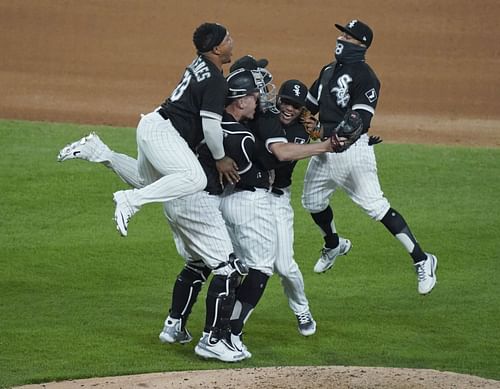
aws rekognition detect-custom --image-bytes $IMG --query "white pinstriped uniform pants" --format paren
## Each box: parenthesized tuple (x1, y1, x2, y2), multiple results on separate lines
(302, 134, 391, 221)
(103, 145, 233, 271)
(163, 192, 234, 271)
(125, 111, 207, 209)
(220, 188, 276, 276)
(269, 187, 310, 315)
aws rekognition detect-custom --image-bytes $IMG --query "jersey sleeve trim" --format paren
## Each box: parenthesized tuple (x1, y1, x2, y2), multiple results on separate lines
(265, 137, 288, 153)
(201, 110, 223, 121)
(352, 104, 375, 115)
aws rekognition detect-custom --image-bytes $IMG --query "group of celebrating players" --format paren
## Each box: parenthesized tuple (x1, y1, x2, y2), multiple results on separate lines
(58, 20, 437, 362)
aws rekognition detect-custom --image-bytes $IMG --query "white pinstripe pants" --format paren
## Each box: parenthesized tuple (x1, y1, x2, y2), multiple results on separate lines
(302, 134, 391, 221)
(125, 111, 207, 209)
(269, 187, 310, 315)
(220, 188, 276, 276)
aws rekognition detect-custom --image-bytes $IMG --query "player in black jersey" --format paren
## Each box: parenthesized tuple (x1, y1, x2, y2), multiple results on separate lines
(112, 22, 239, 237)
(302, 19, 437, 295)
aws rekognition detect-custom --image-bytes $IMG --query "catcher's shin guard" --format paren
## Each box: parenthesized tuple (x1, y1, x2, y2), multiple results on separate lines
(170, 264, 211, 327)
(204, 272, 240, 340)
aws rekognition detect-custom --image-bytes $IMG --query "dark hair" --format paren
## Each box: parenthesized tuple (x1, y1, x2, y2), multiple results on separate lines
(193, 23, 227, 54)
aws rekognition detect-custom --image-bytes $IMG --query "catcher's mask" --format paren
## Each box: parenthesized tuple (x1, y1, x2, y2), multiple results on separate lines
(251, 68, 276, 112)
(226, 68, 259, 100)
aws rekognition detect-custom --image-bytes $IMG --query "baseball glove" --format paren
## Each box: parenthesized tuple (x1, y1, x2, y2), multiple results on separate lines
(330, 110, 364, 152)
(300, 109, 322, 140)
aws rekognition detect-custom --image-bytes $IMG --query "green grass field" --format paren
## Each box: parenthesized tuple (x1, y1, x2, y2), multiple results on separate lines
(1, 119, 499, 388)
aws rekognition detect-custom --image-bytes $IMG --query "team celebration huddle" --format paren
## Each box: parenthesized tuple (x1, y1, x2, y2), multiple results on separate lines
(57, 20, 437, 363)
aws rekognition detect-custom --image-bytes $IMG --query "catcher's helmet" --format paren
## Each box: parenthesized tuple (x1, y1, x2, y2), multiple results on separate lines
(250, 68, 276, 112)
(278, 80, 308, 108)
(226, 68, 259, 99)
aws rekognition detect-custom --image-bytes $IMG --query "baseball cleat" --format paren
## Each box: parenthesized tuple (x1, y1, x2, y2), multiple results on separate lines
(415, 253, 438, 295)
(159, 316, 192, 344)
(113, 190, 137, 237)
(296, 311, 317, 337)
(194, 333, 246, 362)
(230, 333, 252, 359)
(57, 132, 110, 162)
(314, 237, 352, 273)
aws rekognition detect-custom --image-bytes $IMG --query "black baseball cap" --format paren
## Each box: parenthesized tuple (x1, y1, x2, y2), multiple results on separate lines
(229, 55, 268, 72)
(335, 19, 373, 48)
(278, 79, 308, 108)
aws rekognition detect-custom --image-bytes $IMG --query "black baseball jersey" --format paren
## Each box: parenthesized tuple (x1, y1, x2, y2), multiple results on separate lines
(160, 55, 227, 150)
(272, 120, 310, 189)
(222, 113, 271, 190)
(247, 107, 288, 171)
(307, 61, 380, 137)
(197, 112, 270, 193)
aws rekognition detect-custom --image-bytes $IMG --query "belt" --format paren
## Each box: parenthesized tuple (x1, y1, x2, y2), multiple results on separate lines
(271, 187, 284, 196)
(234, 184, 271, 192)
(234, 184, 256, 192)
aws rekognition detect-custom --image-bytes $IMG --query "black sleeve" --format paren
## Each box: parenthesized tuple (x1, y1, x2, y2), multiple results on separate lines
(356, 109, 373, 132)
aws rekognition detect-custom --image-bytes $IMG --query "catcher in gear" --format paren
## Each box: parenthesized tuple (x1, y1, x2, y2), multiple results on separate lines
(301, 19, 438, 295)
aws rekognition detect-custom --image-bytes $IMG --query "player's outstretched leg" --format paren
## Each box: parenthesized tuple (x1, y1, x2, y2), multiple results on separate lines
(380, 207, 437, 294)
(57, 132, 111, 163)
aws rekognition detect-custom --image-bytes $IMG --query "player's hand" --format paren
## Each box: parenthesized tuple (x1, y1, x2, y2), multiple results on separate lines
(216, 156, 239, 186)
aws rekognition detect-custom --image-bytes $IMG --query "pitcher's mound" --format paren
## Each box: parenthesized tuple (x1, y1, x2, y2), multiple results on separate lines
(13, 366, 500, 389)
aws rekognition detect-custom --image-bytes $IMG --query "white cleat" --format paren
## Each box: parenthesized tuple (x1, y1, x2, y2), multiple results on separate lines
(296, 311, 317, 337)
(57, 132, 110, 162)
(194, 333, 246, 362)
(314, 237, 352, 273)
(230, 333, 252, 359)
(113, 190, 137, 237)
(159, 316, 192, 344)
(415, 253, 438, 295)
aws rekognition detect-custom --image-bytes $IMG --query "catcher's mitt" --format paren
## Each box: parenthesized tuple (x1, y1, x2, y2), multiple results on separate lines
(300, 109, 322, 140)
(330, 110, 364, 152)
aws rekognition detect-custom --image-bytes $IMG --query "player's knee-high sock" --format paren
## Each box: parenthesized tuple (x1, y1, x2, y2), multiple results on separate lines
(169, 265, 210, 330)
(310, 206, 339, 249)
(230, 268, 269, 335)
(380, 208, 426, 263)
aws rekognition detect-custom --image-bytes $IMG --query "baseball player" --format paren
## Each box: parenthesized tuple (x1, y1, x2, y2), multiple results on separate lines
(301, 19, 438, 295)
(268, 79, 317, 336)
(58, 132, 249, 362)
(58, 131, 250, 362)
(202, 69, 337, 356)
(111, 22, 239, 237)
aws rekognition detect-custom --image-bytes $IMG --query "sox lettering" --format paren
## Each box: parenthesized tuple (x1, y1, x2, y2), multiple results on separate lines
(331, 74, 352, 108)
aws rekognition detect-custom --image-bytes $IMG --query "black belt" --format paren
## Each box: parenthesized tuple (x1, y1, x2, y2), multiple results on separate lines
(271, 187, 284, 196)
(234, 184, 271, 192)
(157, 107, 168, 120)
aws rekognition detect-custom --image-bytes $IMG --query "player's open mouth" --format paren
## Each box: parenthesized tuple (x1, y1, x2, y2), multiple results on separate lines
(280, 111, 293, 120)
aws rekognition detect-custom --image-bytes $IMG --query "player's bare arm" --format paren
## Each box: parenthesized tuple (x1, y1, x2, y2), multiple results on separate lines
(269, 139, 336, 161)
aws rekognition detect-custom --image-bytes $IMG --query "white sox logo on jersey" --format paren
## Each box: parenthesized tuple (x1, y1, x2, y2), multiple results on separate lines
(331, 74, 353, 108)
